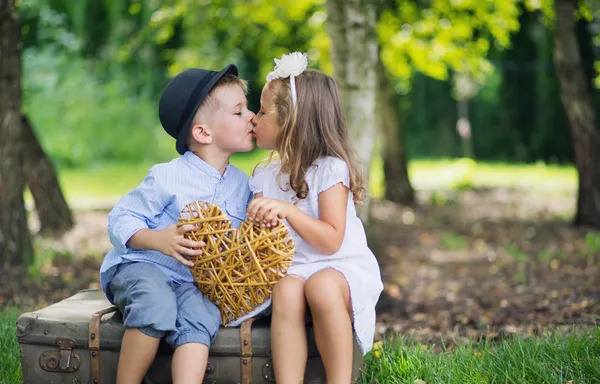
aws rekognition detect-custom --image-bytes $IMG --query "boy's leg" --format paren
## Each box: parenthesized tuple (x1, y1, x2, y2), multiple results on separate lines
(304, 269, 353, 384)
(117, 329, 160, 384)
(167, 282, 221, 384)
(109, 262, 179, 384)
(270, 275, 308, 384)
(171, 343, 209, 384)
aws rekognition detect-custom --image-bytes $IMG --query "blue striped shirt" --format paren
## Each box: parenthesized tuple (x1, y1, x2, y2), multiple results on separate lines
(99, 151, 252, 303)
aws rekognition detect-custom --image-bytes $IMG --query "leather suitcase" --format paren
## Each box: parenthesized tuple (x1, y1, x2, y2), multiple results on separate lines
(16, 289, 363, 383)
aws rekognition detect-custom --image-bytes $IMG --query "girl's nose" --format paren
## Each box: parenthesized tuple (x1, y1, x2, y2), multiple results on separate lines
(250, 112, 258, 125)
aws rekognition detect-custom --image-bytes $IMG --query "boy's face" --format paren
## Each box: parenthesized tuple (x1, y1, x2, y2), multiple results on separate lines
(251, 83, 280, 151)
(205, 84, 256, 154)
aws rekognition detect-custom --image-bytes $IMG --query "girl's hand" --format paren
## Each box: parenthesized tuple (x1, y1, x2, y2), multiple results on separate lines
(247, 197, 294, 227)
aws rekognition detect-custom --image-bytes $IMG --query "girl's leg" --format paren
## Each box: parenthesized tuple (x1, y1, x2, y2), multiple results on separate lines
(271, 275, 308, 383)
(304, 269, 353, 384)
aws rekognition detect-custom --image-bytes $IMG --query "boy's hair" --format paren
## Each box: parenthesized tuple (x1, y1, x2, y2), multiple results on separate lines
(268, 70, 366, 203)
(200, 74, 249, 115)
(188, 74, 248, 144)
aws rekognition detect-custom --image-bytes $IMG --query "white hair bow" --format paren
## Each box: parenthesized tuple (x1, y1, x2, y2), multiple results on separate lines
(266, 52, 308, 106)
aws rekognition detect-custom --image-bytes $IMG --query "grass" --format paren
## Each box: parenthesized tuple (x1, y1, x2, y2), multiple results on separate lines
(27, 150, 269, 207)
(404, 159, 576, 191)
(2, 307, 598, 384)
(35, 155, 577, 208)
(360, 328, 600, 384)
(1, 309, 22, 384)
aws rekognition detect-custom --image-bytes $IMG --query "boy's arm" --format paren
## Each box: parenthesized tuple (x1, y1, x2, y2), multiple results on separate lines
(127, 226, 199, 267)
(107, 167, 202, 266)
(107, 167, 166, 250)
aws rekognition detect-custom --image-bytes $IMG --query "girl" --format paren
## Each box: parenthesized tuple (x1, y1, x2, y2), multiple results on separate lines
(247, 52, 383, 384)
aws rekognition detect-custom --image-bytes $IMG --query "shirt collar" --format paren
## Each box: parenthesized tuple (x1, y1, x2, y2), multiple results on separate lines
(183, 151, 230, 179)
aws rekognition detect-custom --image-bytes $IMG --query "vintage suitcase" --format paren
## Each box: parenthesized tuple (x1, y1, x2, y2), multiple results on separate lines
(17, 289, 363, 383)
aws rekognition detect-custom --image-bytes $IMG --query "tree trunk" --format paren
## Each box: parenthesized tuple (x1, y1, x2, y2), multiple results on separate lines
(325, 0, 379, 221)
(501, 8, 537, 162)
(376, 57, 416, 206)
(21, 115, 74, 235)
(553, 0, 600, 228)
(0, 0, 33, 266)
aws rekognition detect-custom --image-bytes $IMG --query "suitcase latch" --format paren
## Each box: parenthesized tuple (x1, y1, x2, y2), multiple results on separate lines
(262, 360, 275, 383)
(39, 338, 80, 373)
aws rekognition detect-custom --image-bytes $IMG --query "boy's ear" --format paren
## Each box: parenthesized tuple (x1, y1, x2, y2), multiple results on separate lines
(190, 124, 213, 145)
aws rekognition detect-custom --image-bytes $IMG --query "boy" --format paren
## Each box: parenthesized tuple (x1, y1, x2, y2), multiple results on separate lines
(99, 64, 255, 383)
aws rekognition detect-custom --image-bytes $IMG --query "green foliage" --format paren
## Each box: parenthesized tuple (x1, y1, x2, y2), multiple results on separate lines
(537, 249, 554, 262)
(584, 232, 600, 253)
(22, 47, 174, 168)
(579, 232, 600, 267)
(135, 0, 330, 102)
(16, 0, 600, 166)
(507, 244, 528, 262)
(379, 0, 521, 91)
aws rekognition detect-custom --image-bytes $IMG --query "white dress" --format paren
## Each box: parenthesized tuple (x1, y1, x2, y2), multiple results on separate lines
(230, 156, 383, 355)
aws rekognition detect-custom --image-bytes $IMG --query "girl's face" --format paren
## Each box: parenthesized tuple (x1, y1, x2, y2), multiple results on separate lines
(251, 83, 280, 150)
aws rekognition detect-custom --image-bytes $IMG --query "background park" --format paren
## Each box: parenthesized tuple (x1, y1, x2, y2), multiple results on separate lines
(1, 0, 600, 383)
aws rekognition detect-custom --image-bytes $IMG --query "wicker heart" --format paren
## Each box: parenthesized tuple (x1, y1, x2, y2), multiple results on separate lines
(178, 201, 295, 326)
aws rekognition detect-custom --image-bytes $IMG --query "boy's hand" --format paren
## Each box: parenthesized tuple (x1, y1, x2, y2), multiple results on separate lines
(154, 224, 205, 267)
(247, 197, 294, 228)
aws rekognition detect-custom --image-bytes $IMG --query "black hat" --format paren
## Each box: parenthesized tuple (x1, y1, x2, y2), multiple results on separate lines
(159, 64, 238, 155)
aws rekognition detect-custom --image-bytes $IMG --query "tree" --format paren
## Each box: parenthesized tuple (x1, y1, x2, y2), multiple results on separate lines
(325, 0, 379, 221)
(377, 56, 415, 206)
(552, 0, 600, 228)
(22, 115, 74, 235)
(376, 0, 415, 206)
(0, 0, 33, 265)
(1, 1, 74, 267)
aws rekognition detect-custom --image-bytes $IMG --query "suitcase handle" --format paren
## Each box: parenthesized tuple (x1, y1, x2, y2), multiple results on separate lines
(88, 306, 118, 384)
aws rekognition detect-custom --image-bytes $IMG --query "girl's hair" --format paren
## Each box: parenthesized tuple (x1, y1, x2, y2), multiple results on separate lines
(268, 70, 366, 203)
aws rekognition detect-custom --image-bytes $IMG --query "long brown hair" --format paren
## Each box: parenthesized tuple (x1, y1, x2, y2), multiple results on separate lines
(268, 70, 366, 203)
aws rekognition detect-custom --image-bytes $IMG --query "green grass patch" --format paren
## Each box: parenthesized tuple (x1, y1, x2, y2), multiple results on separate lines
(28, 151, 270, 203)
(29, 156, 577, 205)
(362, 328, 600, 384)
(439, 232, 469, 250)
(0, 308, 22, 384)
(406, 159, 576, 192)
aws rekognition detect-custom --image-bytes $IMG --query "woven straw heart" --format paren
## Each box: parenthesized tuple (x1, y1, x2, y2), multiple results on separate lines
(178, 201, 295, 326)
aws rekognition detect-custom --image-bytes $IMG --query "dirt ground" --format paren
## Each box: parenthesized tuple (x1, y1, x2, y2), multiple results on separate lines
(2, 187, 599, 346)
(370, 188, 599, 346)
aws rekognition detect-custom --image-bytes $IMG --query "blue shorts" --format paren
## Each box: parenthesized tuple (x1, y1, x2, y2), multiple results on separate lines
(108, 262, 221, 348)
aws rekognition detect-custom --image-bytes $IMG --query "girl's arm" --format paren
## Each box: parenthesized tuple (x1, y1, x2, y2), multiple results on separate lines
(247, 183, 348, 255)
(288, 183, 348, 255)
